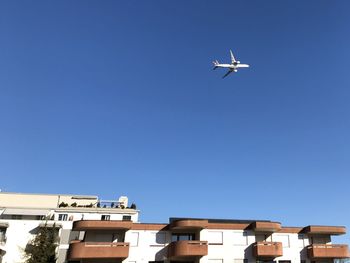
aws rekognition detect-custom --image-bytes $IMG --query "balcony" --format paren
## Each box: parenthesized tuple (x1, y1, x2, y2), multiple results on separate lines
(307, 244, 350, 259)
(170, 219, 209, 230)
(39, 222, 62, 228)
(253, 242, 283, 259)
(303, 226, 346, 236)
(251, 222, 282, 233)
(73, 220, 133, 230)
(68, 241, 129, 260)
(168, 240, 208, 259)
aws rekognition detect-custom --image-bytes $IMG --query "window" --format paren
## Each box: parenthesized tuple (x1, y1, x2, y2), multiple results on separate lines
(93, 233, 114, 242)
(208, 231, 223, 245)
(58, 214, 68, 221)
(150, 232, 166, 246)
(233, 231, 248, 245)
(128, 232, 139, 247)
(113, 232, 125, 242)
(311, 236, 330, 244)
(123, 215, 132, 221)
(101, 215, 110, 221)
(11, 215, 22, 220)
(171, 233, 195, 242)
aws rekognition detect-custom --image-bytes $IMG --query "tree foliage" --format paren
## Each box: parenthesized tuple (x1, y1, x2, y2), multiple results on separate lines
(25, 224, 58, 263)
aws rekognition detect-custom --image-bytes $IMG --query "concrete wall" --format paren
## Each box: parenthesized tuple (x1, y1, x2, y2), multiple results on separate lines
(1, 220, 332, 263)
(0, 219, 73, 263)
(125, 230, 169, 263)
(120, 229, 322, 263)
(0, 209, 138, 263)
(0, 193, 60, 209)
(53, 209, 138, 222)
(201, 229, 256, 263)
(0, 193, 98, 209)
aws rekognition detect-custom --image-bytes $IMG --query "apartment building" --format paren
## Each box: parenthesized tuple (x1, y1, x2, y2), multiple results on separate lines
(0, 192, 139, 263)
(66, 218, 349, 263)
(0, 192, 349, 263)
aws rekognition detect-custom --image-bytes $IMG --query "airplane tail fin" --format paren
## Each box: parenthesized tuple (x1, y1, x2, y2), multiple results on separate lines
(212, 60, 219, 70)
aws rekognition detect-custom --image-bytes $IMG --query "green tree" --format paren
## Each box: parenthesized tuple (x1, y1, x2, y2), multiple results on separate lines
(24, 223, 59, 263)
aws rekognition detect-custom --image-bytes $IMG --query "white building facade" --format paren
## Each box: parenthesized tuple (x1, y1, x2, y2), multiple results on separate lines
(67, 218, 349, 263)
(0, 192, 139, 263)
(0, 192, 349, 263)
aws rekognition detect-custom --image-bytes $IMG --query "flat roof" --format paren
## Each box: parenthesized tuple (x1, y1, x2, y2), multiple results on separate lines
(0, 192, 98, 199)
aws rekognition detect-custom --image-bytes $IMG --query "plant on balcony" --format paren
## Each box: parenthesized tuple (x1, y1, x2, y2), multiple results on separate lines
(58, 202, 68, 208)
(71, 202, 77, 207)
(130, 203, 137, 209)
(24, 223, 59, 263)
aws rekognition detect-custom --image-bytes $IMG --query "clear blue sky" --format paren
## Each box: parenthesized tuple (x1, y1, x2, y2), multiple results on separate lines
(1, 1, 350, 243)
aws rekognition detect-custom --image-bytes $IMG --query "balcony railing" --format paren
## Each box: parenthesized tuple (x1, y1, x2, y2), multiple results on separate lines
(68, 241, 129, 260)
(307, 244, 350, 259)
(168, 240, 208, 259)
(253, 242, 283, 259)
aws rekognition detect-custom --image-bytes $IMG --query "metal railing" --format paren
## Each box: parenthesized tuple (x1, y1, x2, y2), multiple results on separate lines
(83, 242, 129, 247)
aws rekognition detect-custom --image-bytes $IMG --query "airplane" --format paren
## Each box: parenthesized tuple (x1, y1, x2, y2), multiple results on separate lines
(213, 50, 250, 78)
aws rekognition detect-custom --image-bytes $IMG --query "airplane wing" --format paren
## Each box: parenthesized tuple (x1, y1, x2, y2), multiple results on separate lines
(222, 70, 233, 78)
(230, 50, 236, 63)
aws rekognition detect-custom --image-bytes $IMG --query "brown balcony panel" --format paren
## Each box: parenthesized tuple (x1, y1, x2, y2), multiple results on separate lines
(307, 244, 350, 259)
(304, 226, 346, 236)
(168, 241, 208, 259)
(253, 242, 283, 259)
(73, 220, 133, 230)
(68, 242, 129, 260)
(252, 222, 282, 233)
(170, 220, 209, 230)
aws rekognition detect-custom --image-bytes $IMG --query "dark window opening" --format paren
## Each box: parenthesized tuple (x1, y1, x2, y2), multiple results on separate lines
(171, 233, 196, 242)
(58, 214, 68, 221)
(101, 215, 110, 221)
(122, 215, 132, 221)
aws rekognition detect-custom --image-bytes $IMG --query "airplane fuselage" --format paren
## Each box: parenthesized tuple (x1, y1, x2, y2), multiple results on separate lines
(215, 63, 250, 69)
